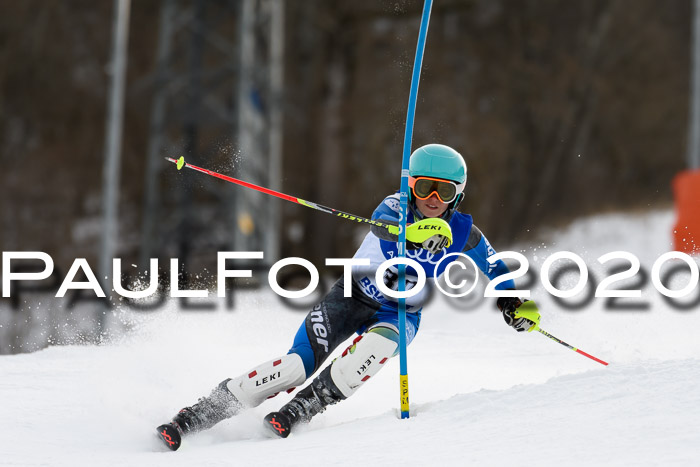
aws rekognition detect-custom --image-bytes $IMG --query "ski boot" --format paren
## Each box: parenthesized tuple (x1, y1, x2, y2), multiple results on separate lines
(156, 379, 242, 451)
(263, 367, 345, 438)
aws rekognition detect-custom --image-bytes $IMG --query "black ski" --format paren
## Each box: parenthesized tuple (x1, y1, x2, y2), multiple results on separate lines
(156, 423, 182, 451)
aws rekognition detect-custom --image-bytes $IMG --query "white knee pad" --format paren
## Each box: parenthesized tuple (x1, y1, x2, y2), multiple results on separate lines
(329, 330, 398, 398)
(226, 353, 307, 408)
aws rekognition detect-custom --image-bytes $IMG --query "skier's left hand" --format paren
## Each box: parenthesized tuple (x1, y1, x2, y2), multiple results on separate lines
(497, 297, 540, 332)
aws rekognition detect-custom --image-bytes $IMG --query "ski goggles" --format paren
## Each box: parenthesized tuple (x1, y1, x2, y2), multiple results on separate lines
(408, 176, 461, 203)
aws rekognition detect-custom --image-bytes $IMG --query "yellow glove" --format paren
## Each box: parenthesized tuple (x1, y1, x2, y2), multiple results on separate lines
(406, 218, 453, 254)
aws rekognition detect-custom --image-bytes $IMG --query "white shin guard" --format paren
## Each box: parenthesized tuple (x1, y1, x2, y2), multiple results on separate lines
(226, 353, 307, 408)
(329, 329, 398, 398)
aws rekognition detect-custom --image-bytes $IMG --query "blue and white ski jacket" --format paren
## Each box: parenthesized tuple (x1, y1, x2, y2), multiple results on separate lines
(351, 193, 515, 312)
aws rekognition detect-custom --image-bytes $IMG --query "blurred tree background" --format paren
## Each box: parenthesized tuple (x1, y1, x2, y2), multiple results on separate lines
(0, 0, 691, 274)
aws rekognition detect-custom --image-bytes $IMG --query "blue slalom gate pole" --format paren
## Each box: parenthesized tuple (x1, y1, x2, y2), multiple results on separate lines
(397, 0, 433, 419)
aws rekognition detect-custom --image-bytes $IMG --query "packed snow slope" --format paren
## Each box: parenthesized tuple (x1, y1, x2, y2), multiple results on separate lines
(2, 209, 699, 466)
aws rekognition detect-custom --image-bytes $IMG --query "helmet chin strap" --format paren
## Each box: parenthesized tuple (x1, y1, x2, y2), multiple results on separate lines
(451, 192, 465, 211)
(408, 200, 425, 221)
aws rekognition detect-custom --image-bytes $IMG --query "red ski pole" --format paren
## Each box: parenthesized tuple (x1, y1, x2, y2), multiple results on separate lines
(535, 327, 609, 366)
(515, 302, 608, 366)
(166, 156, 399, 235)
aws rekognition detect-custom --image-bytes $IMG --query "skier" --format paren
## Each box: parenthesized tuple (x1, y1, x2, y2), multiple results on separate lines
(156, 144, 540, 451)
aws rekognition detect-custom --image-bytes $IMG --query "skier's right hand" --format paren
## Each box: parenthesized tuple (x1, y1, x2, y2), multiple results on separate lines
(406, 218, 453, 255)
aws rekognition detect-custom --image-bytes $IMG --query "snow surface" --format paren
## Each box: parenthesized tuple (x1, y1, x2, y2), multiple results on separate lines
(2, 209, 700, 466)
